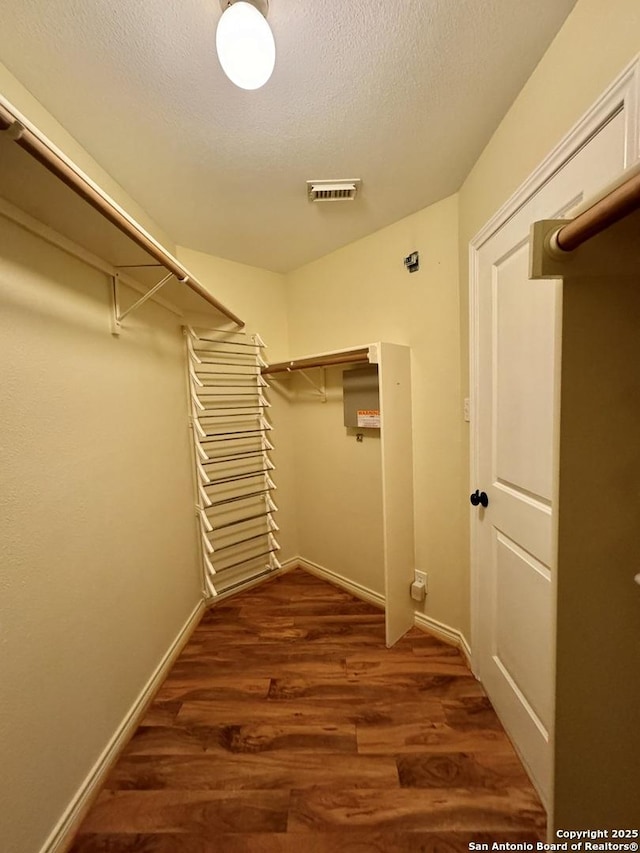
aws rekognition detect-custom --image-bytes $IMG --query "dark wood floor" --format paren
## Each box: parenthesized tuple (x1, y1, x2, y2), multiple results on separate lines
(70, 568, 545, 852)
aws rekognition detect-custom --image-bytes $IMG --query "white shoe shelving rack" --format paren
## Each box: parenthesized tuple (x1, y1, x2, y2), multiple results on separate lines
(185, 327, 281, 598)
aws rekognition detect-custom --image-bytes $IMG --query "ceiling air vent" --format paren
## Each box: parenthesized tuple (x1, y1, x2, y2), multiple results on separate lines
(307, 179, 361, 202)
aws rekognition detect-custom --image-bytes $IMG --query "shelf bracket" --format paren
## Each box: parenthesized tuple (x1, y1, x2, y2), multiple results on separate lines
(111, 271, 175, 335)
(297, 368, 327, 402)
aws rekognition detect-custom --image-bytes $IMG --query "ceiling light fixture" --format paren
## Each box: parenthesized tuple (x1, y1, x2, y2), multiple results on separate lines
(216, 0, 275, 91)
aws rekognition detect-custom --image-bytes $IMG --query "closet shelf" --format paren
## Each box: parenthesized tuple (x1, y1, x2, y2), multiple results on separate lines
(0, 94, 244, 327)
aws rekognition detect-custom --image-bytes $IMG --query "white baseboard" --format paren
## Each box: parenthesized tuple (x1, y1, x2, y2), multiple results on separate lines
(414, 611, 472, 666)
(206, 557, 299, 605)
(293, 557, 472, 663)
(41, 598, 205, 853)
(294, 556, 385, 610)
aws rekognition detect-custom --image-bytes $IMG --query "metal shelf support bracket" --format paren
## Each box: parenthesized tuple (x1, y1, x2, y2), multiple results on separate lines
(111, 271, 175, 335)
(298, 368, 327, 402)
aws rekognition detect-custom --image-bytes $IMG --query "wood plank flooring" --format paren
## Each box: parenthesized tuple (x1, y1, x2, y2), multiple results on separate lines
(70, 568, 545, 852)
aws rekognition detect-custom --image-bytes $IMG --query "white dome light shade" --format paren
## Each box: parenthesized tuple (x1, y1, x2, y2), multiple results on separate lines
(216, 2, 276, 91)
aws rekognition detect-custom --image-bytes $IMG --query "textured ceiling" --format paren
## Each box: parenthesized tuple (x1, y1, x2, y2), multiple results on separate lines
(0, 0, 577, 272)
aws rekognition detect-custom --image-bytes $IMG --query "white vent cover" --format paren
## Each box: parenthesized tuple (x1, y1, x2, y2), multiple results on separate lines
(307, 179, 361, 202)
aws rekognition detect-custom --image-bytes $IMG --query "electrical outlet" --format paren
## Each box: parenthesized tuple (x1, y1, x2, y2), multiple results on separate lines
(414, 570, 427, 592)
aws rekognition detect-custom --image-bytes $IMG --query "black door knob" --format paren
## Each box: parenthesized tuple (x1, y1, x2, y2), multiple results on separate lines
(470, 490, 489, 508)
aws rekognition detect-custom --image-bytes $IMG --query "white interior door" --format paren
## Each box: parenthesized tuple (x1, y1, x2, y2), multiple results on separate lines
(472, 112, 625, 805)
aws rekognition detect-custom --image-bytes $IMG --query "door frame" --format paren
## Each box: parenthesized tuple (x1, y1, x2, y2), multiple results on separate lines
(469, 56, 640, 679)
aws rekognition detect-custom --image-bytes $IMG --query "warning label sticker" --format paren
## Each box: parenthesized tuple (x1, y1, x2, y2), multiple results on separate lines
(357, 409, 381, 428)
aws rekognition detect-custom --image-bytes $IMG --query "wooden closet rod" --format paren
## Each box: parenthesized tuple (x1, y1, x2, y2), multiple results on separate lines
(261, 348, 370, 375)
(0, 102, 244, 327)
(554, 166, 640, 253)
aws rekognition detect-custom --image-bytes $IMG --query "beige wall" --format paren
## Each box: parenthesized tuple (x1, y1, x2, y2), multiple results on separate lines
(0, 62, 176, 253)
(0, 66, 294, 851)
(0, 219, 201, 853)
(0, 65, 208, 853)
(286, 195, 466, 633)
(176, 247, 298, 564)
(459, 0, 640, 412)
(460, 0, 640, 245)
(0, 186, 294, 853)
(175, 248, 290, 364)
(290, 368, 385, 596)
